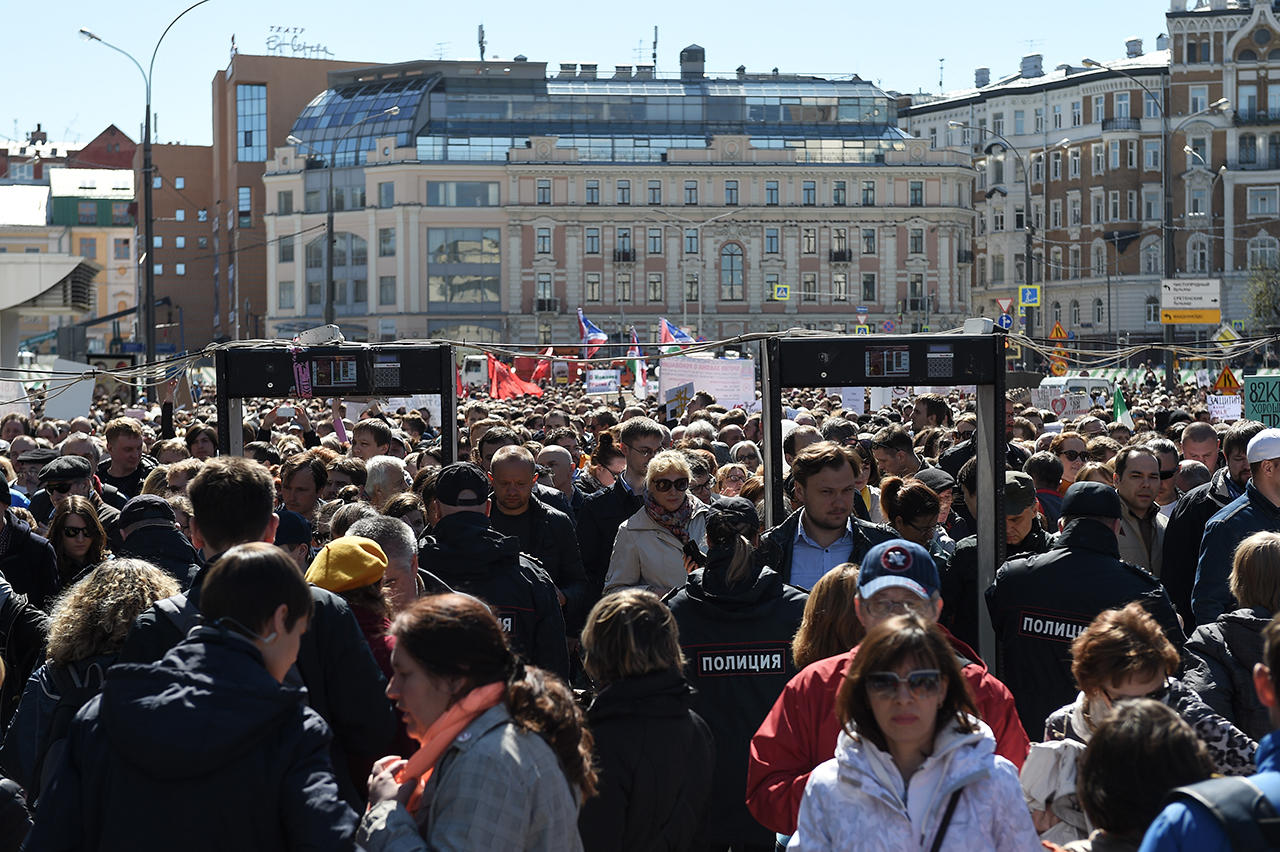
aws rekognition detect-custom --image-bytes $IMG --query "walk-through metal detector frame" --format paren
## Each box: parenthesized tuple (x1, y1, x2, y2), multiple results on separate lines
(214, 342, 457, 462)
(761, 332, 1007, 664)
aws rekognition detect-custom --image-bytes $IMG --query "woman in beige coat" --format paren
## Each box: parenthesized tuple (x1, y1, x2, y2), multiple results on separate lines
(604, 450, 708, 597)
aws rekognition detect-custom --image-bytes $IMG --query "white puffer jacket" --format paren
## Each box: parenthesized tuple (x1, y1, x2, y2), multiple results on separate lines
(788, 717, 1040, 851)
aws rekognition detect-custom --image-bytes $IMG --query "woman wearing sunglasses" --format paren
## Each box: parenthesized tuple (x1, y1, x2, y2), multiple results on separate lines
(790, 613, 1037, 851)
(604, 450, 708, 597)
(1049, 431, 1089, 495)
(47, 497, 107, 589)
(1045, 602, 1255, 777)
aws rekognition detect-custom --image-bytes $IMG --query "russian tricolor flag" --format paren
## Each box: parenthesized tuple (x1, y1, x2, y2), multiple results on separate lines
(659, 317, 695, 348)
(578, 307, 609, 358)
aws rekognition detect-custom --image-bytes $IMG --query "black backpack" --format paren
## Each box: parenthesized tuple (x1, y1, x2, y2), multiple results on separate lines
(1166, 776, 1280, 851)
(36, 661, 106, 799)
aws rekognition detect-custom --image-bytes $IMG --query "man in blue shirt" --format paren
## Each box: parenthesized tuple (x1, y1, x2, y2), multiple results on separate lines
(1140, 612, 1280, 850)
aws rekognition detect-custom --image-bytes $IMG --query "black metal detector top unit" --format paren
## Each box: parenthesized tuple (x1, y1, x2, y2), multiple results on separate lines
(760, 332, 1007, 663)
(214, 342, 457, 462)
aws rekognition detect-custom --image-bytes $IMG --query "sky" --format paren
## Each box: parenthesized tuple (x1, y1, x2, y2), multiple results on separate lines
(11, 0, 1171, 148)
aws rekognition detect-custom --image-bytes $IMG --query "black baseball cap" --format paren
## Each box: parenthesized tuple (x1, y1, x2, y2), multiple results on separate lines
(274, 509, 313, 546)
(1062, 481, 1122, 519)
(120, 494, 176, 530)
(435, 462, 490, 507)
(710, 496, 759, 537)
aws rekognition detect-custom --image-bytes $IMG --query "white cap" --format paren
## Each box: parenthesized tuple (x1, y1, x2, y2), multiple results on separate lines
(1246, 428, 1280, 464)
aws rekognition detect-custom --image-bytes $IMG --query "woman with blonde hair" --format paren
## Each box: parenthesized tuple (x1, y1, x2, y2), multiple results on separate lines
(604, 450, 708, 596)
(791, 563, 864, 669)
(1184, 530, 1280, 740)
(714, 463, 750, 498)
(140, 465, 170, 496)
(0, 559, 179, 801)
(578, 589, 714, 852)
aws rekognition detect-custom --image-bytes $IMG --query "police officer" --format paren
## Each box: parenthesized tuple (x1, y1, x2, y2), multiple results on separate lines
(985, 481, 1184, 735)
(417, 462, 569, 680)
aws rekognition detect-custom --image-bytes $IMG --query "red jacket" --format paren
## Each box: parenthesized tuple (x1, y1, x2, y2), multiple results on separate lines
(744, 625, 1030, 835)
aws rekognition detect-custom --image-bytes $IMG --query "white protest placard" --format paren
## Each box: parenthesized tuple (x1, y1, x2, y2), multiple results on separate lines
(386, 394, 443, 431)
(585, 370, 621, 395)
(0, 381, 30, 420)
(657, 357, 756, 410)
(1196, 370, 1211, 388)
(828, 386, 866, 414)
(1207, 394, 1243, 423)
(867, 387, 893, 411)
(31, 359, 96, 422)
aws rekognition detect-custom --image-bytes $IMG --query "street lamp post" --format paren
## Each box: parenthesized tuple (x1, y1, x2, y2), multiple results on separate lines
(80, 0, 211, 366)
(287, 105, 399, 328)
(1083, 56, 1228, 389)
(948, 121, 1067, 345)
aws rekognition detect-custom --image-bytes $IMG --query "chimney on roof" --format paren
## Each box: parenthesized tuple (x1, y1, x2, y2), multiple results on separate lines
(614, 65, 632, 79)
(975, 67, 990, 87)
(1156, 34, 1169, 51)
(1020, 54, 1043, 78)
(737, 65, 746, 80)
(1126, 37, 1143, 58)
(579, 63, 597, 79)
(680, 44, 705, 82)
(514, 54, 527, 62)
(634, 64, 655, 79)
(557, 63, 577, 78)
(29, 124, 47, 145)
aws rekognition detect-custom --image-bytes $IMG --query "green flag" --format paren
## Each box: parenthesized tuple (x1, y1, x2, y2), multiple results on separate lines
(1113, 388, 1135, 430)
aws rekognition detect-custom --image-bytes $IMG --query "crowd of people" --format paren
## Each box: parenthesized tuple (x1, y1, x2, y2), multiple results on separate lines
(0, 370, 1276, 850)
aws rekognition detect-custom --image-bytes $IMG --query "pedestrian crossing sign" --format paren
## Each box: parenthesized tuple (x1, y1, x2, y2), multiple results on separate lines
(772, 283, 790, 301)
(854, 325, 870, 335)
(1019, 286, 1041, 308)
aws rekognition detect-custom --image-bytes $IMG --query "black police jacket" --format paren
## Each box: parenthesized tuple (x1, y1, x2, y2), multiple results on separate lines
(418, 512, 569, 680)
(985, 517, 1184, 737)
(942, 520, 1054, 652)
(1164, 466, 1240, 630)
(664, 565, 808, 847)
(753, 509, 896, 589)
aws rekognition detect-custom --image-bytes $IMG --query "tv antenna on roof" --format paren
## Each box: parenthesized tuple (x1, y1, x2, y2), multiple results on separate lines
(434, 41, 450, 60)
(939, 58, 944, 91)
(653, 25, 658, 70)
(478, 25, 486, 61)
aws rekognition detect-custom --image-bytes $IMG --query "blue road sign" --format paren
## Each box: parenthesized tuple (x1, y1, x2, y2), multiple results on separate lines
(996, 313, 1013, 330)
(881, 320, 897, 333)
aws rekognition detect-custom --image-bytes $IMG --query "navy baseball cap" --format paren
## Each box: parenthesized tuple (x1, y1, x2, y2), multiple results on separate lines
(857, 539, 939, 600)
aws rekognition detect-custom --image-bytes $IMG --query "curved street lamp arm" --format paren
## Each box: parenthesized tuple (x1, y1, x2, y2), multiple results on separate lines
(149, 0, 213, 83)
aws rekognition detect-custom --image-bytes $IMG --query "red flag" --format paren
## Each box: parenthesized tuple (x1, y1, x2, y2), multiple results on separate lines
(488, 354, 543, 399)
(530, 347, 553, 383)
(455, 361, 466, 398)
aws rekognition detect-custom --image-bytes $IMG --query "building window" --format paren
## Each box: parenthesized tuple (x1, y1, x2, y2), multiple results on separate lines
(1144, 140, 1161, 170)
(832, 228, 848, 254)
(1092, 242, 1107, 276)
(586, 273, 601, 302)
(378, 276, 397, 306)
(909, 228, 924, 254)
(1068, 148, 1081, 178)
(1127, 190, 1138, 220)
(111, 203, 130, 225)
(538, 322, 552, 345)
(425, 228, 501, 305)
(765, 228, 780, 254)
(585, 228, 600, 254)
(276, 191, 293, 215)
(684, 228, 698, 254)
(803, 228, 817, 254)
(1071, 100, 1082, 126)
(647, 180, 662, 205)
(647, 228, 662, 254)
(78, 237, 96, 258)
(1034, 107, 1044, 132)
(1050, 200, 1062, 229)
(1142, 240, 1160, 273)
(725, 180, 740, 206)
(909, 181, 924, 206)
(992, 113, 1004, 135)
(1144, 92, 1161, 118)
(378, 182, 394, 208)
(1249, 187, 1278, 217)
(616, 180, 631, 205)
(379, 227, 396, 257)
(1241, 134, 1259, 165)
(765, 181, 779, 206)
(861, 180, 876, 206)
(153, 235, 163, 249)
(175, 263, 186, 276)
(1092, 143, 1105, 175)
(617, 228, 632, 253)
(618, 273, 632, 303)
(278, 280, 295, 310)
(1249, 234, 1279, 268)
(1093, 96, 1105, 124)
(832, 272, 848, 302)
(153, 176, 162, 189)
(765, 272, 781, 300)
(1092, 193, 1105, 224)
(1069, 196, 1082, 226)
(720, 244, 744, 301)
(113, 238, 130, 260)
(1189, 187, 1208, 217)
(536, 228, 552, 254)
(1190, 86, 1208, 114)
(685, 273, 699, 302)
(1050, 152, 1062, 180)
(278, 238, 294, 263)
(862, 228, 876, 254)
(1052, 103, 1063, 128)
(1069, 246, 1081, 278)
(801, 272, 817, 302)
(77, 201, 96, 225)
(801, 181, 816, 206)
(1188, 235, 1211, 272)
(684, 180, 698, 205)
(1032, 154, 1044, 183)
(1053, 301, 1063, 324)
(993, 208, 1005, 231)
(198, 237, 208, 249)
(1050, 248, 1063, 281)
(1114, 92, 1130, 119)
(647, 273, 663, 302)
(153, 263, 163, 275)
(237, 186, 252, 227)
(832, 180, 847, 206)
(197, 208, 208, 222)
(535, 179, 551, 205)
(861, 272, 876, 302)
(1070, 299, 1081, 325)
(992, 255, 1005, 283)
(585, 179, 600, 205)
(536, 272, 553, 302)
(236, 83, 267, 161)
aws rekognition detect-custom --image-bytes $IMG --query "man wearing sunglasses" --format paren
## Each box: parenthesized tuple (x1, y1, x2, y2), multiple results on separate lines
(746, 539, 1028, 838)
(30, 457, 120, 544)
(1114, 446, 1167, 579)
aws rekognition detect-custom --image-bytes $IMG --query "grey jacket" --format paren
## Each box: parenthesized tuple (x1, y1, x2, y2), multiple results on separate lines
(358, 703, 582, 852)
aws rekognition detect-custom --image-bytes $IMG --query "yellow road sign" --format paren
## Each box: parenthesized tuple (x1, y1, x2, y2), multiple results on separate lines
(1213, 366, 1241, 394)
(1162, 309, 1222, 325)
(1050, 321, 1067, 340)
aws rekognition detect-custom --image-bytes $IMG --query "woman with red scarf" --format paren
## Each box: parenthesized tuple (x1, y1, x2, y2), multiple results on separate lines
(359, 593, 596, 851)
(604, 450, 709, 597)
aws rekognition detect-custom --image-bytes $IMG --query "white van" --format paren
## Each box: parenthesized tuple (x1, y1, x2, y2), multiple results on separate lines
(1038, 375, 1113, 402)
(460, 355, 488, 389)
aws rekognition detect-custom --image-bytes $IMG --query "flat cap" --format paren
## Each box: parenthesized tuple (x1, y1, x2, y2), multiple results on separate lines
(39, 455, 92, 483)
(17, 448, 58, 466)
(119, 494, 176, 529)
(1005, 471, 1037, 515)
(1062, 480, 1122, 519)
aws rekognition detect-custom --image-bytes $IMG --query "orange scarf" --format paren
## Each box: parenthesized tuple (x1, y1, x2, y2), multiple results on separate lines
(397, 682, 505, 813)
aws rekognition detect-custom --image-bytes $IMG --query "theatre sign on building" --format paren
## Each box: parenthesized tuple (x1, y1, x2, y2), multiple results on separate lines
(263, 46, 975, 345)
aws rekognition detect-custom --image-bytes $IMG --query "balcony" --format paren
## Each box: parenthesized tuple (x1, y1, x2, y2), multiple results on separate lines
(1101, 117, 1142, 132)
(829, 249, 853, 263)
(1235, 110, 1280, 126)
(958, 249, 975, 264)
(612, 248, 636, 262)
(534, 297, 560, 313)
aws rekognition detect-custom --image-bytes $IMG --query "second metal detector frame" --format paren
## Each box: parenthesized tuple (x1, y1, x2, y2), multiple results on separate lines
(760, 332, 1008, 667)
(214, 342, 457, 463)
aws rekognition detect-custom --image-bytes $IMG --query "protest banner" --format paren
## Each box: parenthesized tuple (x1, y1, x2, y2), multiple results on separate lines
(657, 357, 756, 410)
(585, 370, 621, 395)
(1206, 394, 1243, 423)
(1245, 376, 1280, 427)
